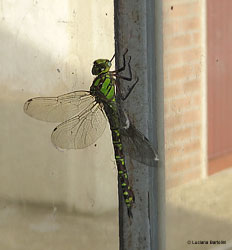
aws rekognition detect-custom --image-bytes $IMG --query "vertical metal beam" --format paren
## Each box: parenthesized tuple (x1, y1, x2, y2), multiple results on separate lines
(114, 0, 165, 250)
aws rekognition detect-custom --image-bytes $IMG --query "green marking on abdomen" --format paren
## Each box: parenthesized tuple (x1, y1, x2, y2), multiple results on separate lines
(116, 158, 125, 165)
(105, 108, 134, 214)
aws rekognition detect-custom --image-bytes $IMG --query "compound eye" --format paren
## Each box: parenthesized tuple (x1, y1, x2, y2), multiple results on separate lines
(100, 64, 105, 70)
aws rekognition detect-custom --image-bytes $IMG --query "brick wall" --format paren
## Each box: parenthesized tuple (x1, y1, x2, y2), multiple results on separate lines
(163, 0, 204, 188)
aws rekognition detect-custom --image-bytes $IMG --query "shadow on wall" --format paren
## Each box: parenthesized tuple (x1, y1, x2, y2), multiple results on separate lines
(0, 26, 117, 214)
(0, 25, 85, 96)
(166, 203, 232, 250)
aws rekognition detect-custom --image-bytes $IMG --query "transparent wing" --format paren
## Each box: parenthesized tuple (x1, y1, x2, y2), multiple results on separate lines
(24, 91, 95, 122)
(51, 103, 107, 149)
(117, 106, 158, 166)
(121, 125, 158, 167)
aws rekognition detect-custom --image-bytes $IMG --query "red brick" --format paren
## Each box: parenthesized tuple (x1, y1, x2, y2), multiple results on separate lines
(183, 79, 201, 93)
(192, 124, 202, 137)
(165, 144, 183, 160)
(168, 127, 193, 142)
(170, 154, 201, 173)
(164, 34, 192, 50)
(166, 167, 201, 189)
(184, 139, 201, 154)
(193, 32, 201, 44)
(169, 64, 199, 82)
(182, 109, 201, 123)
(163, 0, 203, 189)
(192, 94, 201, 105)
(170, 96, 192, 112)
(164, 83, 184, 99)
(164, 17, 201, 36)
(167, 2, 200, 18)
(165, 47, 202, 66)
(165, 113, 182, 129)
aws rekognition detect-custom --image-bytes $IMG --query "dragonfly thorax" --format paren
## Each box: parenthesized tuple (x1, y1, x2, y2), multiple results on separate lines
(92, 59, 112, 75)
(90, 73, 116, 103)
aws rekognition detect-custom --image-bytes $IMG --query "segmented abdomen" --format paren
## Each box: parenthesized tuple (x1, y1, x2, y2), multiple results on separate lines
(111, 128, 135, 217)
(103, 101, 135, 217)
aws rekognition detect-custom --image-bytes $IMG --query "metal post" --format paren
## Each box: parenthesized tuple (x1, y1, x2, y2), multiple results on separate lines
(114, 0, 165, 250)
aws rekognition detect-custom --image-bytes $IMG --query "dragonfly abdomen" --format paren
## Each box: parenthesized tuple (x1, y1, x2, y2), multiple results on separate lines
(102, 100, 135, 217)
(111, 128, 135, 217)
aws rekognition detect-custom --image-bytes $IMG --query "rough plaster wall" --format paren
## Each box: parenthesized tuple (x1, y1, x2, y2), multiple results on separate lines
(0, 0, 116, 214)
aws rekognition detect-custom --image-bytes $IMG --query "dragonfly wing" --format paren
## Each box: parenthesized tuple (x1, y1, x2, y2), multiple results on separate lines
(24, 91, 95, 122)
(121, 124, 158, 167)
(51, 103, 107, 149)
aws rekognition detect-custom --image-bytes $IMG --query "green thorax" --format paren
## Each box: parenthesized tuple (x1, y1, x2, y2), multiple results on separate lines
(90, 58, 116, 103)
(90, 73, 116, 102)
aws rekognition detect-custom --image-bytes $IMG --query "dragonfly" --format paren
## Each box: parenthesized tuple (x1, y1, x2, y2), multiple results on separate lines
(23, 50, 158, 218)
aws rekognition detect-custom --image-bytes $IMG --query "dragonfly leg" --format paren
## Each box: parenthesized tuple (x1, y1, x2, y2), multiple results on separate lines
(112, 50, 139, 100)
(115, 56, 132, 81)
(117, 77, 139, 101)
(111, 49, 129, 74)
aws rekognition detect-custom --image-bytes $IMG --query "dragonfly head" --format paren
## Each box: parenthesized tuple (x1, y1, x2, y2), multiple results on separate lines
(92, 59, 112, 75)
